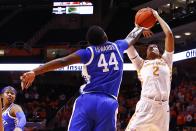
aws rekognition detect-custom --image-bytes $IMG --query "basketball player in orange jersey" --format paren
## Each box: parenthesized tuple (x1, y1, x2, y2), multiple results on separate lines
(125, 9, 174, 131)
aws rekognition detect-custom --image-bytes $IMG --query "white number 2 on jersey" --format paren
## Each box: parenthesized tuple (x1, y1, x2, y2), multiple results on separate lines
(98, 52, 119, 72)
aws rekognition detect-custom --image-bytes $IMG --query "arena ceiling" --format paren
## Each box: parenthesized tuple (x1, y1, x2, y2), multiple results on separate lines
(0, 0, 195, 48)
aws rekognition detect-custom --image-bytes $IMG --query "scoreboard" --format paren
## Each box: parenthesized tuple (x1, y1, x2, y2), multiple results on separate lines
(52, 1, 93, 14)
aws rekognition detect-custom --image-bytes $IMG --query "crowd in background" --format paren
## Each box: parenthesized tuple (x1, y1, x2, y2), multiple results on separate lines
(6, 66, 196, 131)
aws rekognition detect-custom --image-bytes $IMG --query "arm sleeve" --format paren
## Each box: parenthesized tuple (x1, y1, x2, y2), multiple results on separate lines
(15, 112, 26, 129)
(74, 48, 91, 64)
(162, 50, 174, 68)
(115, 39, 129, 53)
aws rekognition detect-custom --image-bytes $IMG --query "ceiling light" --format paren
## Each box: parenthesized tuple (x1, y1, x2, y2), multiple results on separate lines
(167, 3, 170, 6)
(52, 51, 56, 55)
(175, 6, 178, 9)
(175, 35, 181, 38)
(184, 32, 191, 36)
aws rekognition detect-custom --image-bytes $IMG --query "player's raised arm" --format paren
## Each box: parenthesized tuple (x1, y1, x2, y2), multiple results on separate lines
(124, 27, 144, 71)
(126, 28, 153, 71)
(152, 9, 174, 52)
(20, 53, 81, 90)
(126, 45, 143, 71)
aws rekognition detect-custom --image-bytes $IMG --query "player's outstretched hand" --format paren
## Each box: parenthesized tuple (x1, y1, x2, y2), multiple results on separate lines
(20, 71, 35, 90)
(143, 28, 153, 38)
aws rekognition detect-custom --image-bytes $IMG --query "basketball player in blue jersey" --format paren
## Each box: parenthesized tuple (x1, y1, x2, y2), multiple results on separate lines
(1, 86, 26, 131)
(20, 25, 150, 131)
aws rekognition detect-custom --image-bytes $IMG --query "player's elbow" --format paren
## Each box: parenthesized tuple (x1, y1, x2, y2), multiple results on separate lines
(23, 116, 27, 125)
(165, 32, 174, 42)
(166, 31, 173, 38)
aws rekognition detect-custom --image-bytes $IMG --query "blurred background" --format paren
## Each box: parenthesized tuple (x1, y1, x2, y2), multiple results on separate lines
(0, 0, 195, 130)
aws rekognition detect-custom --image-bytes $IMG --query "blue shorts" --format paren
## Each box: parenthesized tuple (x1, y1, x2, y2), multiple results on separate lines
(68, 93, 118, 131)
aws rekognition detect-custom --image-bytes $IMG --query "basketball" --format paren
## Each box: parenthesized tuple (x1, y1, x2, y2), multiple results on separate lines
(135, 7, 157, 28)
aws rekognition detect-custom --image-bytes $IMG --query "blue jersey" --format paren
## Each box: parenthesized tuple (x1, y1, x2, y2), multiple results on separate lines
(2, 103, 17, 131)
(75, 40, 128, 99)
